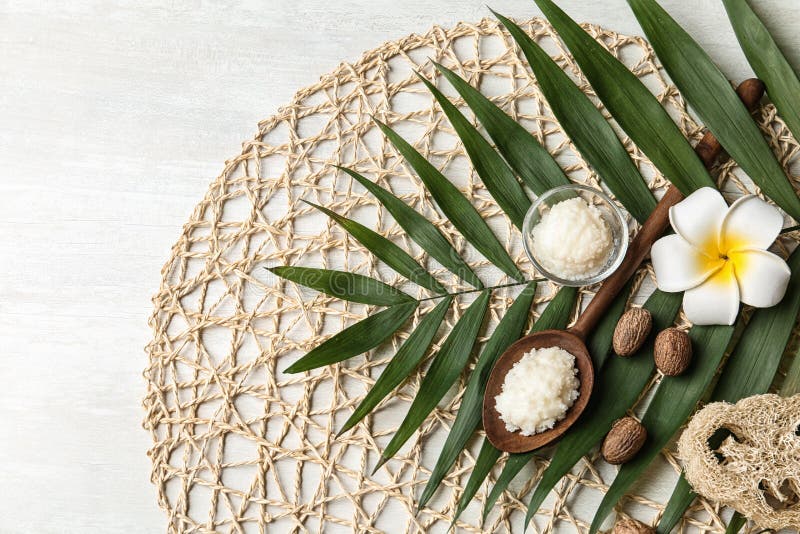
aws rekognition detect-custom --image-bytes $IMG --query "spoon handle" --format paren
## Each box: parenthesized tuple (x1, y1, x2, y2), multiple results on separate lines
(568, 78, 766, 341)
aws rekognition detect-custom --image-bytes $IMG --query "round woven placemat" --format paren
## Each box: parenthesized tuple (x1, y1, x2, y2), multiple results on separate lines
(143, 17, 799, 533)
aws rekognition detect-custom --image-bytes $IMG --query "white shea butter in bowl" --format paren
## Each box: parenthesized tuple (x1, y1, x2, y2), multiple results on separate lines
(494, 346, 580, 436)
(522, 184, 628, 286)
(532, 197, 613, 280)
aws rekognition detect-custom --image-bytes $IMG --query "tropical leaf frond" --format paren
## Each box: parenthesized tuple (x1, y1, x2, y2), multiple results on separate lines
(374, 290, 491, 471)
(724, 0, 800, 146)
(374, 119, 525, 282)
(337, 296, 453, 436)
(531, 0, 715, 195)
(627, 0, 800, 220)
(284, 302, 418, 374)
(302, 199, 447, 294)
(432, 62, 570, 196)
(415, 72, 531, 228)
(270, 3, 800, 529)
(268, 266, 416, 306)
(338, 165, 484, 289)
(495, 10, 657, 224)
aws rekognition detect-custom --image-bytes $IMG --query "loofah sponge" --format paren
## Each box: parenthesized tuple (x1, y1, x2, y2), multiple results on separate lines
(678, 394, 800, 530)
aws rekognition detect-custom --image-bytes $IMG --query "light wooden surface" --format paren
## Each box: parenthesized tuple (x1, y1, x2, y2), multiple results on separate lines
(2, 1, 799, 532)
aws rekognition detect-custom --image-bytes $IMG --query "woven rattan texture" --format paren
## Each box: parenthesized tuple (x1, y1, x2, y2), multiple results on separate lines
(143, 17, 800, 534)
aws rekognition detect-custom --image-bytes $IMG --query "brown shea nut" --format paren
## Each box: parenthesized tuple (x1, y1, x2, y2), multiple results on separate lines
(602, 416, 647, 465)
(613, 307, 653, 357)
(612, 518, 656, 534)
(654, 327, 692, 376)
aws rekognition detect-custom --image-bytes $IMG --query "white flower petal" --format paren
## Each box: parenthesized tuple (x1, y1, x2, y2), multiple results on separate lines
(729, 249, 791, 308)
(669, 187, 728, 253)
(719, 195, 783, 252)
(651, 233, 723, 292)
(683, 264, 740, 326)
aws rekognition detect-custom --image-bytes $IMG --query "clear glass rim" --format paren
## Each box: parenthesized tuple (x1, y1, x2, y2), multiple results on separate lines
(522, 184, 629, 287)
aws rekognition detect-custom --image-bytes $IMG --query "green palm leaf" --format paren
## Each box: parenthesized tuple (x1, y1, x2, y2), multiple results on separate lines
(627, 0, 800, 220)
(528, 286, 580, 334)
(482, 452, 534, 520)
(657, 479, 695, 534)
(531, 0, 714, 195)
(416, 73, 531, 229)
(303, 200, 447, 294)
(375, 119, 525, 282)
(419, 282, 537, 509)
(268, 266, 415, 306)
(724, 0, 800, 147)
(495, 11, 656, 224)
(284, 302, 418, 373)
(451, 439, 502, 528)
(781, 344, 800, 397)
(338, 166, 483, 289)
(525, 290, 682, 524)
(374, 291, 490, 471)
(590, 323, 736, 534)
(658, 248, 800, 533)
(431, 62, 570, 195)
(337, 296, 453, 436)
(724, 513, 747, 534)
(483, 280, 631, 519)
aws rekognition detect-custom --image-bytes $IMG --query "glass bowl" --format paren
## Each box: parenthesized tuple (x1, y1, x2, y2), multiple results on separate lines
(522, 184, 629, 287)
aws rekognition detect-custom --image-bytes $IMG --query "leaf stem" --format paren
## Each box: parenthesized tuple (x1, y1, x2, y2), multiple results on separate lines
(420, 279, 543, 301)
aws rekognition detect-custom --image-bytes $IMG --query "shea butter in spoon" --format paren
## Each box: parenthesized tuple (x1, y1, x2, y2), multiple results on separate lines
(494, 346, 580, 436)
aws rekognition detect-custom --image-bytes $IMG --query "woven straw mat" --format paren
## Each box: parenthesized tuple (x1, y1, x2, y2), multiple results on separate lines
(143, 17, 800, 534)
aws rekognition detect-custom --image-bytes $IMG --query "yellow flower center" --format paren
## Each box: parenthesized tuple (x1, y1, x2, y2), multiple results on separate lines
(703, 261, 736, 288)
(694, 232, 750, 285)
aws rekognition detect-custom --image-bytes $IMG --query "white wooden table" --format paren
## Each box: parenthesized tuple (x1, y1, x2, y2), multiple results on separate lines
(2, 1, 798, 532)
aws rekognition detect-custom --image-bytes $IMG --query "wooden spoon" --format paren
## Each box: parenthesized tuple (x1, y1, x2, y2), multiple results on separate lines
(483, 78, 766, 454)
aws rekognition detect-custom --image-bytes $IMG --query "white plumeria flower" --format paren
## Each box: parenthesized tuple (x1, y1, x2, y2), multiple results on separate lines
(651, 187, 790, 326)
